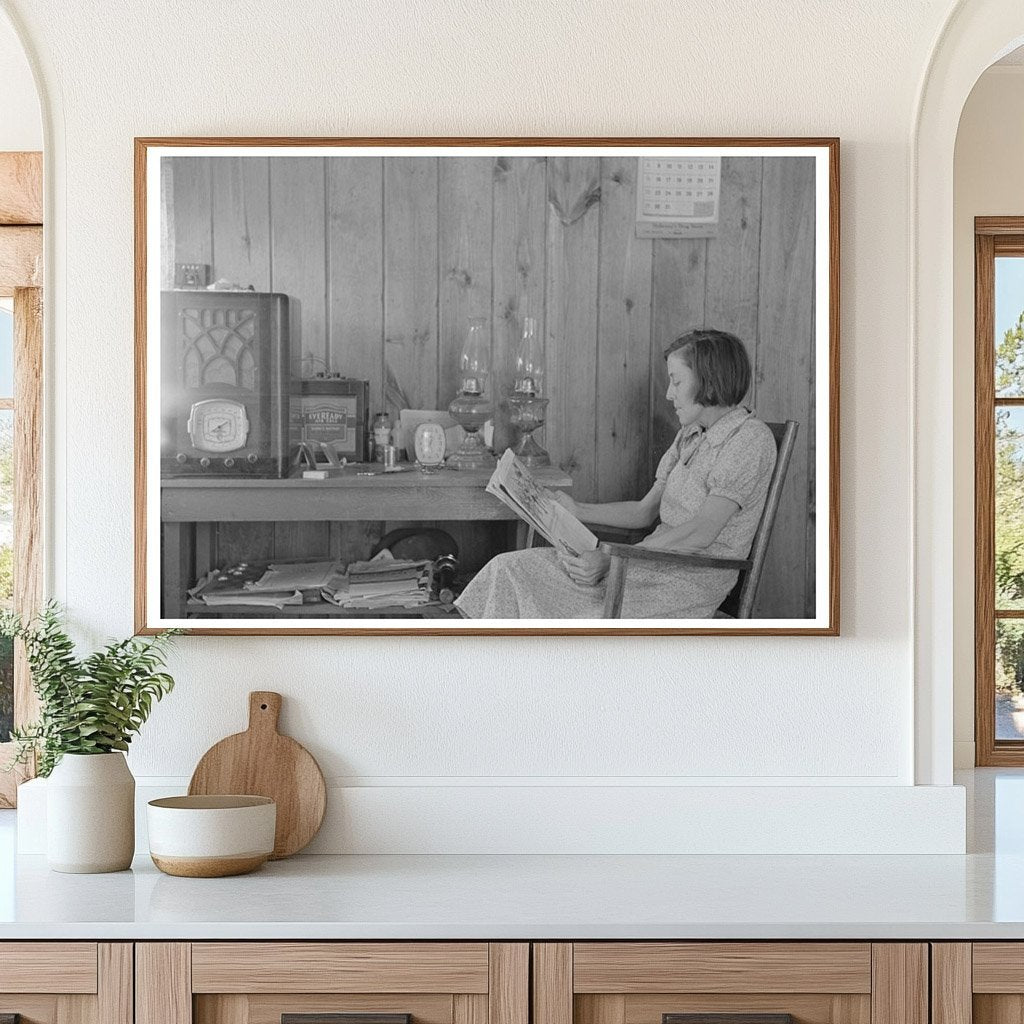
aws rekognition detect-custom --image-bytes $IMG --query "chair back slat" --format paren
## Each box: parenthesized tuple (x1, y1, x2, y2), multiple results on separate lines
(731, 420, 799, 618)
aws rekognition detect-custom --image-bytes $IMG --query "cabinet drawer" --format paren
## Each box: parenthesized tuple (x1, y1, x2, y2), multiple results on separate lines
(572, 943, 871, 994)
(534, 944, 926, 1024)
(191, 943, 491, 994)
(0, 942, 98, 994)
(139, 943, 528, 1024)
(0, 943, 130, 1024)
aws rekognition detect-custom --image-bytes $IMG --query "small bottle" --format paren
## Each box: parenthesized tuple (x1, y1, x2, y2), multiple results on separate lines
(372, 412, 391, 462)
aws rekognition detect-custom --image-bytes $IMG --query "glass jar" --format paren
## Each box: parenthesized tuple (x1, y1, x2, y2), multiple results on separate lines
(372, 411, 391, 462)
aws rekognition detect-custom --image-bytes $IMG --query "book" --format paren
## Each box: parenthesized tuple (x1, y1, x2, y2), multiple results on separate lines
(486, 450, 598, 556)
(321, 552, 434, 609)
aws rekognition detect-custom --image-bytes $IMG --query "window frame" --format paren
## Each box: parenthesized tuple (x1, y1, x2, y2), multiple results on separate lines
(0, 151, 43, 807)
(975, 217, 1024, 765)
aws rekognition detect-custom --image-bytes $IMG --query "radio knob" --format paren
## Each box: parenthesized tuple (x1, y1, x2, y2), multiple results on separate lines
(199, 457, 211, 469)
(224, 458, 236, 468)
(175, 453, 188, 464)
(246, 453, 258, 464)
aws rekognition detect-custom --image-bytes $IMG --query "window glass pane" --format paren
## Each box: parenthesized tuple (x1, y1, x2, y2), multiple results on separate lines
(996, 407, 1024, 609)
(0, 306, 11, 399)
(996, 256, 1024, 397)
(998, 620, 1024, 740)
(0, 409, 11, 742)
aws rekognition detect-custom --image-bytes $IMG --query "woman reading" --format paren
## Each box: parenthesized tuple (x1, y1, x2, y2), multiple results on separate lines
(456, 329, 778, 620)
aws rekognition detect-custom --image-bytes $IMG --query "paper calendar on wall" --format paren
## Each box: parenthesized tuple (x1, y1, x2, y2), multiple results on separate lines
(635, 156, 721, 238)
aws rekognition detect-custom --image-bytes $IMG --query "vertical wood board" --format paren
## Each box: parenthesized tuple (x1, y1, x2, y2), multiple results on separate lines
(170, 157, 213, 267)
(439, 157, 494, 409)
(136, 943, 192, 1024)
(454, 994, 487, 1024)
(211, 157, 271, 291)
(273, 522, 331, 560)
(160, 160, 175, 290)
(704, 156, 763, 407)
(650, 238, 707, 477)
(489, 943, 529, 1024)
(270, 157, 328, 374)
(534, 944, 573, 1024)
(545, 156, 601, 500)
(931, 944, 972, 1024)
(383, 158, 439, 419)
(753, 156, 816, 619)
(870, 944, 928, 1024)
(596, 156, 654, 500)
(327, 157, 384, 410)
(216, 522, 276, 568)
(330, 520, 384, 566)
(492, 156, 547, 454)
(98, 944, 133, 1024)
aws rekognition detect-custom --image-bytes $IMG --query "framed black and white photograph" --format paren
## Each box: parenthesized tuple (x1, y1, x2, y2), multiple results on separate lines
(134, 137, 839, 635)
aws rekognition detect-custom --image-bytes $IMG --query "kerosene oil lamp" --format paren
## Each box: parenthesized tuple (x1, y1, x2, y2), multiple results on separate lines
(447, 317, 496, 470)
(504, 316, 550, 467)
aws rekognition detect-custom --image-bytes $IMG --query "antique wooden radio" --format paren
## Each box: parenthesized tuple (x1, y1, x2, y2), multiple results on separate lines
(161, 291, 291, 477)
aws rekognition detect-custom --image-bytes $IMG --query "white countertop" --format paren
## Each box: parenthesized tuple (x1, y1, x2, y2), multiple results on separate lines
(1, 769, 1022, 941)
(0, 849, 1021, 941)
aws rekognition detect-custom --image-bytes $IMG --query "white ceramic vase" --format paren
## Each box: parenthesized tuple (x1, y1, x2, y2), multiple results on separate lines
(46, 752, 135, 873)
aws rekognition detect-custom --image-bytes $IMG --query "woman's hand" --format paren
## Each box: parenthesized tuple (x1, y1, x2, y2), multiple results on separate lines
(557, 548, 611, 586)
(552, 490, 580, 517)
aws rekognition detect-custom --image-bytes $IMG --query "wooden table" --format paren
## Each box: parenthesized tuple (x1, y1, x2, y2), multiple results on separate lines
(161, 464, 572, 618)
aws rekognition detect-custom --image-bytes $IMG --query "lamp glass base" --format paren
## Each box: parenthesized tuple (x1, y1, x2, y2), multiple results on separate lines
(511, 433, 550, 468)
(446, 433, 496, 471)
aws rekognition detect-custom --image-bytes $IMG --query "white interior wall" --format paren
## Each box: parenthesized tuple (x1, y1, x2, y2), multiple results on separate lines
(0, 14, 40, 151)
(952, 65, 1024, 768)
(0, 0, 975, 853)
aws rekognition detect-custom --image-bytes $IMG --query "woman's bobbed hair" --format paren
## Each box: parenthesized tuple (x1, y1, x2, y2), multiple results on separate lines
(664, 329, 751, 408)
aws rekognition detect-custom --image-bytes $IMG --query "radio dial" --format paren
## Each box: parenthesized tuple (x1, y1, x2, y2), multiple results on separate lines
(199, 457, 211, 469)
(224, 457, 236, 468)
(175, 453, 188, 464)
(247, 453, 258, 464)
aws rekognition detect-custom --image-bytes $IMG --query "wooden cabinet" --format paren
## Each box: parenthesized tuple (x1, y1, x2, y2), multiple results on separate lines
(136, 944, 528, 1024)
(532, 944, 928, 1024)
(0, 942, 132, 1024)
(0, 938, 951, 1024)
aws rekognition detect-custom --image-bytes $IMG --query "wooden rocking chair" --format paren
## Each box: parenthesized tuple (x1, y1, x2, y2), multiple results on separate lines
(599, 420, 799, 619)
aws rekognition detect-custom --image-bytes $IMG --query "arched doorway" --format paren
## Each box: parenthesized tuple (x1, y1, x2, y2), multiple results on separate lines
(914, 1, 1024, 785)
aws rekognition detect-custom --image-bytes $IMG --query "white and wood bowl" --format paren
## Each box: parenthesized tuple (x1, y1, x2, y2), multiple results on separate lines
(147, 795, 276, 877)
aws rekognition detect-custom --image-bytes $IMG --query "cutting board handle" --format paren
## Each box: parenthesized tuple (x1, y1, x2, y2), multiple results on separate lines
(248, 691, 282, 734)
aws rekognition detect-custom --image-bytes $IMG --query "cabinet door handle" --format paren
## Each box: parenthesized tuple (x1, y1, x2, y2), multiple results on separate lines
(283, 1015, 411, 1024)
(665, 1016, 795, 1024)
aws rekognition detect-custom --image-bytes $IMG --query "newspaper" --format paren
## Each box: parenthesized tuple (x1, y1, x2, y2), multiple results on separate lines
(486, 450, 598, 556)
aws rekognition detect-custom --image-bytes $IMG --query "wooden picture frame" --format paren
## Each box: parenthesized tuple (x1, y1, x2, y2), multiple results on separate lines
(135, 137, 840, 636)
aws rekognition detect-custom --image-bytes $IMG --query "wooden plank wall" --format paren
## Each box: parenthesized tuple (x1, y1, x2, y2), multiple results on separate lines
(165, 155, 816, 617)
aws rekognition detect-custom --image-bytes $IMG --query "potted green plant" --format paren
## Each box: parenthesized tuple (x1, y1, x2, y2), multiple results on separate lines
(2, 603, 179, 873)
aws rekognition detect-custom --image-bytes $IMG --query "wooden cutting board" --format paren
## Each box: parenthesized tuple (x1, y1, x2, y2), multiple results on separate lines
(188, 691, 326, 859)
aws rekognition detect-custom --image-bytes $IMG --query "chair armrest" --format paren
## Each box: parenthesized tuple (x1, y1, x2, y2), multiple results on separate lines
(599, 541, 751, 572)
